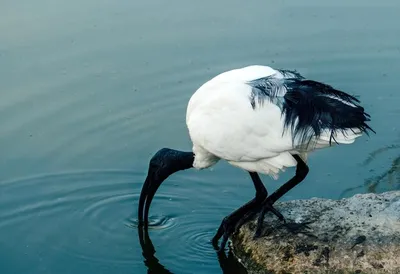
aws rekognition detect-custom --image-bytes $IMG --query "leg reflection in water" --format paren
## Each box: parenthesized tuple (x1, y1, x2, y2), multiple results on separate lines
(137, 223, 248, 274)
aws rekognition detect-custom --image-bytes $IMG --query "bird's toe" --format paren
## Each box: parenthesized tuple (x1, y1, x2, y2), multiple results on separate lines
(254, 200, 286, 237)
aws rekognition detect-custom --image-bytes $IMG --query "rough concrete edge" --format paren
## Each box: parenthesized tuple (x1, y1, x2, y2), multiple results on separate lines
(230, 234, 276, 274)
(229, 191, 400, 274)
(230, 233, 366, 274)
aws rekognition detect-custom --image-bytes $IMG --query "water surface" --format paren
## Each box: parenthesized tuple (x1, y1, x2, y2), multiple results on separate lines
(1, 0, 400, 273)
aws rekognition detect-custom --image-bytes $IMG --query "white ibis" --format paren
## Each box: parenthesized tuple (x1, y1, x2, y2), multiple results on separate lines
(137, 65, 374, 252)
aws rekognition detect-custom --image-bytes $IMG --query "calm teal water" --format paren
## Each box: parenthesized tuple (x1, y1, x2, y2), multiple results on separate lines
(1, 0, 400, 273)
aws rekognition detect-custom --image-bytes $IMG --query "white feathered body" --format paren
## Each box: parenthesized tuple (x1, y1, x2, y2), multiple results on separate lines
(186, 65, 368, 179)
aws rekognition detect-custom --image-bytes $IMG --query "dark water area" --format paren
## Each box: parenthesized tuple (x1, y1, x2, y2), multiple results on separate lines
(1, 0, 400, 273)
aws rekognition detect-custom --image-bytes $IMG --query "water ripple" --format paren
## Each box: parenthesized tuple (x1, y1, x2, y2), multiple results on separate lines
(0, 170, 187, 267)
(2, 2, 398, 273)
(0, 170, 235, 272)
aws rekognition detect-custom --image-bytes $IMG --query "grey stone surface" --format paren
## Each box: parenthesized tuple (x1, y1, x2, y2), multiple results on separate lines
(231, 191, 400, 273)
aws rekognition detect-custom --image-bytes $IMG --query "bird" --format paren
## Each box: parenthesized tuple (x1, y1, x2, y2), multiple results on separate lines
(137, 65, 374, 252)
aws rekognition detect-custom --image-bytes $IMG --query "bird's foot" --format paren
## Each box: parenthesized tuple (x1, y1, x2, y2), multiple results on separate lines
(211, 216, 241, 253)
(253, 202, 317, 239)
(253, 198, 286, 239)
(212, 199, 286, 252)
(212, 206, 261, 253)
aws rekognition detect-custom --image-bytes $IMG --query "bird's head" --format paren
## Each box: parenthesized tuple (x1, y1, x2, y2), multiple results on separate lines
(138, 148, 194, 226)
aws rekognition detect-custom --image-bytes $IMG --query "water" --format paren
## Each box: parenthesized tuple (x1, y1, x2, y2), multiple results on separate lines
(1, 0, 400, 273)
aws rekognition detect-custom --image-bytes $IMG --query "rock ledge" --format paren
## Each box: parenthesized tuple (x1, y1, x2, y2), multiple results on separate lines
(231, 191, 400, 274)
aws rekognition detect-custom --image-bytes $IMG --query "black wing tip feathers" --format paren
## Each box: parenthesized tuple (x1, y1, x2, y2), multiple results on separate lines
(282, 78, 374, 146)
(247, 70, 374, 147)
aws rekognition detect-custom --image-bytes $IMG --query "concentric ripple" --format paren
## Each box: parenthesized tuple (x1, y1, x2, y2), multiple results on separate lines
(0, 170, 243, 273)
(0, 171, 185, 270)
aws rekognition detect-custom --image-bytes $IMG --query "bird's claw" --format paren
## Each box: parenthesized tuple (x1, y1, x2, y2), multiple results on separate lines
(254, 199, 286, 238)
(212, 199, 288, 251)
(212, 219, 239, 253)
(212, 209, 260, 252)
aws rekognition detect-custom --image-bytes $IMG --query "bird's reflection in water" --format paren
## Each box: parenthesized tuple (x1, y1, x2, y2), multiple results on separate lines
(137, 224, 247, 274)
(137, 224, 172, 274)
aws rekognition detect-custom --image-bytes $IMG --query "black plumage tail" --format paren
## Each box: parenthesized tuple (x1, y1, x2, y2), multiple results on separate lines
(282, 79, 375, 145)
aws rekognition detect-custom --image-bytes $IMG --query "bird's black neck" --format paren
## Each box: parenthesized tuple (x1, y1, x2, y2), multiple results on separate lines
(165, 149, 194, 173)
(150, 148, 194, 176)
(138, 148, 195, 226)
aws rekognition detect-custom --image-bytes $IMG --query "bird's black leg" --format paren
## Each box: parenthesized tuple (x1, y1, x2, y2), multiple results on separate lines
(212, 172, 283, 252)
(253, 154, 309, 238)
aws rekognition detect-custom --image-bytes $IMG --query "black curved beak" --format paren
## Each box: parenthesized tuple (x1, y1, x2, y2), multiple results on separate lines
(138, 172, 165, 227)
